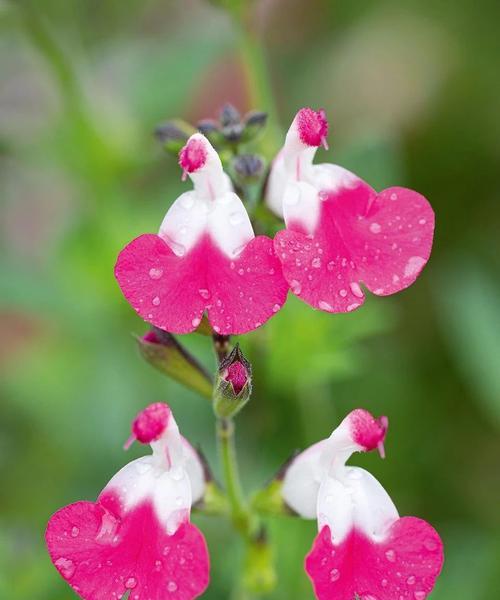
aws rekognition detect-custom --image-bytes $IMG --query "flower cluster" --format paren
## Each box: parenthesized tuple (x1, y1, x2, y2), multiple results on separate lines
(46, 107, 442, 600)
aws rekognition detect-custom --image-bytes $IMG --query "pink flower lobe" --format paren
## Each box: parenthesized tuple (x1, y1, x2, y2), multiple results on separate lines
(115, 233, 288, 335)
(46, 495, 209, 600)
(297, 108, 329, 147)
(275, 183, 434, 312)
(306, 519, 443, 600)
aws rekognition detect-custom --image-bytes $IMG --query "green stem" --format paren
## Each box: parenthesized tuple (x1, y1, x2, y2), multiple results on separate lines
(217, 418, 253, 535)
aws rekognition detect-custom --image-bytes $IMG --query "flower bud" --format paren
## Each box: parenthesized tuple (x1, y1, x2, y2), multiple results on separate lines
(213, 344, 252, 418)
(241, 110, 268, 142)
(232, 154, 265, 183)
(137, 328, 213, 400)
(154, 119, 195, 154)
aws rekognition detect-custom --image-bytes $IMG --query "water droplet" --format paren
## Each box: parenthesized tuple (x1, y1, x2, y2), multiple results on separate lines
(329, 568, 340, 582)
(136, 462, 152, 475)
(238, 268, 245, 276)
(319, 301, 333, 311)
(414, 592, 426, 600)
(170, 467, 184, 481)
(198, 288, 210, 300)
(216, 299, 222, 307)
(341, 258, 347, 268)
(424, 538, 438, 551)
(419, 218, 426, 225)
(162, 546, 171, 556)
(370, 222, 381, 234)
(392, 274, 400, 284)
(321, 557, 328, 566)
(152, 296, 161, 306)
(311, 257, 321, 268)
(149, 267, 163, 280)
(229, 212, 244, 225)
(381, 579, 388, 587)
(339, 289, 347, 297)
(180, 195, 194, 209)
(213, 325, 221, 333)
(327, 261, 335, 271)
(71, 526, 79, 538)
(390, 193, 398, 200)
(290, 279, 302, 295)
(407, 576, 416, 585)
(350, 282, 363, 298)
(385, 549, 396, 562)
(272, 304, 281, 313)
(167, 581, 178, 592)
(154, 560, 162, 571)
(191, 317, 201, 328)
(96, 511, 120, 544)
(55, 557, 75, 579)
(404, 256, 426, 278)
(125, 577, 137, 589)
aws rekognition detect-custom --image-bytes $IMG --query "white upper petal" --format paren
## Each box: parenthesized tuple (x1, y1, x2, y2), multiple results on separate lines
(281, 440, 328, 518)
(103, 419, 206, 535)
(317, 466, 399, 544)
(159, 134, 254, 258)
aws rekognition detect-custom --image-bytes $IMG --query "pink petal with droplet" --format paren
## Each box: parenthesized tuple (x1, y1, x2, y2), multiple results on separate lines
(46, 495, 209, 600)
(275, 182, 434, 312)
(115, 233, 288, 334)
(305, 518, 443, 600)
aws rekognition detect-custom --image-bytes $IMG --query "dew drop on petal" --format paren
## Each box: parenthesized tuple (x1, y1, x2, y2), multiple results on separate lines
(71, 526, 79, 538)
(407, 576, 416, 585)
(350, 282, 363, 298)
(152, 296, 161, 306)
(191, 317, 201, 328)
(198, 288, 210, 300)
(167, 581, 178, 592)
(327, 261, 335, 271)
(272, 304, 281, 313)
(414, 593, 426, 600)
(424, 538, 438, 551)
(55, 557, 76, 579)
(290, 279, 302, 295)
(229, 212, 244, 226)
(125, 577, 137, 589)
(381, 579, 388, 587)
(238, 268, 245, 276)
(319, 301, 333, 311)
(339, 289, 347, 298)
(149, 267, 163, 280)
(370, 222, 381, 234)
(390, 193, 398, 200)
(385, 549, 396, 562)
(154, 560, 162, 572)
(329, 568, 340, 582)
(404, 256, 426, 278)
(311, 257, 321, 268)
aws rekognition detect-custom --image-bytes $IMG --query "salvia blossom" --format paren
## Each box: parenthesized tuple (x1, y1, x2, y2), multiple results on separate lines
(115, 133, 288, 335)
(46, 403, 210, 600)
(268, 107, 435, 313)
(281, 409, 444, 600)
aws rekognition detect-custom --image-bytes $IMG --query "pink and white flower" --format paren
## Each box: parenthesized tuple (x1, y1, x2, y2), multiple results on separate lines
(115, 133, 288, 335)
(281, 409, 443, 600)
(268, 108, 435, 313)
(46, 403, 210, 600)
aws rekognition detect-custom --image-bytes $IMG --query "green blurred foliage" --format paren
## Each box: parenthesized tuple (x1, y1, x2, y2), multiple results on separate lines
(1, 0, 499, 598)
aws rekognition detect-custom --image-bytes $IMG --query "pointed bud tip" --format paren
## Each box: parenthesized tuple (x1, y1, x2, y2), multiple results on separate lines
(296, 107, 329, 148)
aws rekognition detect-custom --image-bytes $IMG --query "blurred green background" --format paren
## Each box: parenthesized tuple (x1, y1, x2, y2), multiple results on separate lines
(1, 0, 499, 598)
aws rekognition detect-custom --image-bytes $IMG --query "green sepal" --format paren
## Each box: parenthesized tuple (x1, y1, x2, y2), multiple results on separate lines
(136, 329, 213, 400)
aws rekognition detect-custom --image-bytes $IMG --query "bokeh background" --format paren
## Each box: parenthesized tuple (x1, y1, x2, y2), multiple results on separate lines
(1, 0, 499, 598)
